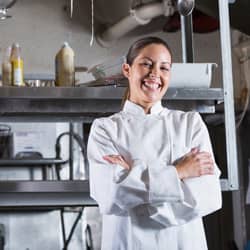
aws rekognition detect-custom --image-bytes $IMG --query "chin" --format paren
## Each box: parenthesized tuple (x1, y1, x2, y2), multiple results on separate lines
(144, 95, 161, 104)
(141, 89, 166, 102)
(144, 91, 163, 101)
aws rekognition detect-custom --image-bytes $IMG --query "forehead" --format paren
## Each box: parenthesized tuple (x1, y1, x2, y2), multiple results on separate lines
(136, 43, 171, 62)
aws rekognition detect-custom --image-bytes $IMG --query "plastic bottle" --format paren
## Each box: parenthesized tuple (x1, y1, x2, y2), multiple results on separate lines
(11, 43, 24, 86)
(1, 46, 12, 86)
(55, 42, 75, 87)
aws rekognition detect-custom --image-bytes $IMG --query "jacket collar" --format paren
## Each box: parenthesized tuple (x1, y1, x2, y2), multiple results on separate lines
(123, 100, 164, 115)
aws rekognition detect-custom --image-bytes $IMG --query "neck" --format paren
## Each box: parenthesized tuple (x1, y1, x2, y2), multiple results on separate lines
(143, 104, 152, 114)
(128, 98, 154, 114)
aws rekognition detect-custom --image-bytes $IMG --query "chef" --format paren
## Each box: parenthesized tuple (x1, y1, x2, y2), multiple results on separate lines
(87, 36, 222, 250)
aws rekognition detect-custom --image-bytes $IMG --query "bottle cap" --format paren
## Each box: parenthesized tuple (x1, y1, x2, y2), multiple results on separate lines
(63, 42, 69, 47)
(12, 43, 20, 48)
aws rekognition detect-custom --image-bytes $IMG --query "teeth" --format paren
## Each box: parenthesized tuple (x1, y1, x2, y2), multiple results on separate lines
(143, 82, 160, 90)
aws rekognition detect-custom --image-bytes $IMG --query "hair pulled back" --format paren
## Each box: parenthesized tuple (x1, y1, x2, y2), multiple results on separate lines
(122, 37, 172, 107)
(126, 36, 172, 66)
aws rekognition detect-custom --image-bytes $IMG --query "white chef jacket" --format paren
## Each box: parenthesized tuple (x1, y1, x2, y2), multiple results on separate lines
(87, 100, 222, 250)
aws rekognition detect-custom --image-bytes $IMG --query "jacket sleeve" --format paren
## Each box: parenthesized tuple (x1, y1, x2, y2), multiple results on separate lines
(87, 118, 185, 215)
(183, 112, 222, 215)
(148, 112, 222, 227)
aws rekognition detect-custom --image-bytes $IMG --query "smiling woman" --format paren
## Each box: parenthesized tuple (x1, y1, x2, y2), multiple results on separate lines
(87, 36, 222, 250)
(122, 37, 172, 113)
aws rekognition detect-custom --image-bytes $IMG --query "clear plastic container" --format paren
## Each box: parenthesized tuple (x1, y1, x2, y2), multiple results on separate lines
(1, 46, 12, 86)
(89, 56, 126, 79)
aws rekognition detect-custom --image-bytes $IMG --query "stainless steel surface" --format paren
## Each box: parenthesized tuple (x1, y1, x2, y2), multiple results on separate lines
(219, 0, 238, 191)
(0, 86, 224, 100)
(177, 0, 195, 16)
(0, 180, 96, 208)
(218, 0, 241, 248)
(181, 14, 194, 63)
(0, 158, 67, 166)
(214, 1, 244, 246)
(0, 87, 223, 121)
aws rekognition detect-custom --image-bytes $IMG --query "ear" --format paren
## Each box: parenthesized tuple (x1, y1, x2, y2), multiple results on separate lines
(122, 63, 130, 78)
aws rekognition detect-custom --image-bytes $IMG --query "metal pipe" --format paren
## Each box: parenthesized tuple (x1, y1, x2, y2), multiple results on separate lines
(96, 2, 165, 47)
(180, 14, 194, 63)
(69, 123, 74, 180)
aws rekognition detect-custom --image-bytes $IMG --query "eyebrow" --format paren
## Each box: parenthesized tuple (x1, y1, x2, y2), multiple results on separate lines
(140, 56, 171, 65)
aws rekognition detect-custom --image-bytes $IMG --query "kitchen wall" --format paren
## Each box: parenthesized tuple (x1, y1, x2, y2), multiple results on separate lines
(0, 0, 234, 87)
(0, 0, 245, 96)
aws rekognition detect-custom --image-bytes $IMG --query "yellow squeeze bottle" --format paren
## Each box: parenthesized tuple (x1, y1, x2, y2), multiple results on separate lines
(11, 43, 24, 86)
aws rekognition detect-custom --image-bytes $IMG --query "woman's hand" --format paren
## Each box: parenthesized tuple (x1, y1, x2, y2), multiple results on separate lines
(175, 148, 214, 180)
(103, 155, 131, 170)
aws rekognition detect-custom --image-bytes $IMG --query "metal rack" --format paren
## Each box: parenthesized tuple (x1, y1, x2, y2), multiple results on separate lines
(0, 85, 224, 207)
(0, 0, 237, 208)
(180, 0, 240, 247)
(180, 0, 238, 192)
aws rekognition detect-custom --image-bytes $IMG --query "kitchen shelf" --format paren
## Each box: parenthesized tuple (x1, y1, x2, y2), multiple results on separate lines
(0, 180, 96, 210)
(0, 158, 68, 181)
(0, 158, 67, 166)
(0, 86, 223, 122)
(0, 86, 223, 100)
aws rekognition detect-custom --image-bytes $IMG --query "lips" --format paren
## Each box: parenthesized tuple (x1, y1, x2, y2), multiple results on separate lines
(142, 79, 162, 91)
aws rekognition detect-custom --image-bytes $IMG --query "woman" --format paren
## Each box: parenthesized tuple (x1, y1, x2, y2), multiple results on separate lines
(87, 36, 222, 250)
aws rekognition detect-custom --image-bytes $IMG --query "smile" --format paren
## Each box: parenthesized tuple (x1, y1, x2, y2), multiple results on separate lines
(142, 80, 162, 91)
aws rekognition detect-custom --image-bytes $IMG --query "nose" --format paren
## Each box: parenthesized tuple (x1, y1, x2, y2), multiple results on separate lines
(149, 65, 160, 78)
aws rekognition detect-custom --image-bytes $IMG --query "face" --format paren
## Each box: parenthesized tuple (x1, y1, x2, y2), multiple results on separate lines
(122, 43, 172, 111)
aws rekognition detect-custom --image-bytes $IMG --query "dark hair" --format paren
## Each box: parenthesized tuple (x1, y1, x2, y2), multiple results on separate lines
(126, 36, 173, 66)
(122, 36, 173, 107)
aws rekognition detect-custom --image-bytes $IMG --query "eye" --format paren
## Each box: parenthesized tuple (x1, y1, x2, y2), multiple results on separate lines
(160, 66, 170, 72)
(140, 62, 152, 68)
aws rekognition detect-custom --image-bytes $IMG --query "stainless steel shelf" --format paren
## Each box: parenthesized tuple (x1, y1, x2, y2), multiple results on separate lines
(0, 87, 223, 121)
(0, 180, 96, 209)
(0, 86, 223, 100)
(0, 158, 67, 167)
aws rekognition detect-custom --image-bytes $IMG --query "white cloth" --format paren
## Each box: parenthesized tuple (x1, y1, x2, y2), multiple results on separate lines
(87, 100, 222, 250)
